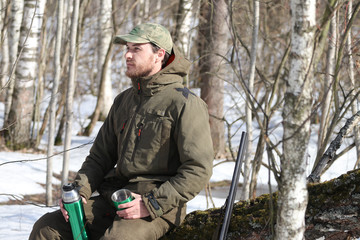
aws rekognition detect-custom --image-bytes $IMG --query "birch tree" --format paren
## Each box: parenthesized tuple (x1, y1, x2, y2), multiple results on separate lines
(199, 0, 227, 158)
(4, 0, 46, 149)
(4, 0, 24, 126)
(241, 0, 259, 200)
(347, 0, 360, 168)
(95, 0, 112, 120)
(0, 0, 9, 96)
(134, 0, 148, 25)
(173, 0, 194, 88)
(81, 0, 113, 136)
(46, 0, 64, 207)
(318, 2, 337, 152)
(62, 0, 80, 186)
(276, 0, 315, 239)
(173, 0, 193, 55)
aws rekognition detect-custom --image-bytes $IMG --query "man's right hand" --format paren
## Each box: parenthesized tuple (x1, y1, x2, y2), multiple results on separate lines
(59, 197, 87, 222)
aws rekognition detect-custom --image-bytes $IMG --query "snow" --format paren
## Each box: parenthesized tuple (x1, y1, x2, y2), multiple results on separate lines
(0, 93, 358, 239)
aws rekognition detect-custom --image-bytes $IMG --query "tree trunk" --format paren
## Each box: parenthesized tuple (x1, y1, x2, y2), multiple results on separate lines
(347, 0, 360, 168)
(33, 6, 49, 147)
(46, 0, 64, 207)
(173, 0, 193, 55)
(318, 1, 337, 152)
(4, 0, 46, 149)
(199, 0, 227, 158)
(242, 0, 259, 201)
(276, 0, 315, 239)
(82, 42, 113, 137)
(161, 168, 360, 240)
(62, 0, 80, 187)
(173, 0, 194, 87)
(249, 131, 265, 199)
(96, 0, 112, 120)
(135, 0, 149, 23)
(0, 0, 10, 99)
(82, 0, 113, 136)
(312, 1, 360, 174)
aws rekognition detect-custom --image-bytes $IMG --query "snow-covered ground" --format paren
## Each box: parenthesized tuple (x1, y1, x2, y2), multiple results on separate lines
(0, 92, 357, 239)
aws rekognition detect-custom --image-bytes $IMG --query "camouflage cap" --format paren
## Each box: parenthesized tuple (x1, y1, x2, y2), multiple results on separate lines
(114, 23, 173, 54)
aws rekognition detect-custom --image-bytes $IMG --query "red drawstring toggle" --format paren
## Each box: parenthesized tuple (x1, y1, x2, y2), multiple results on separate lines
(137, 124, 143, 141)
(120, 120, 127, 134)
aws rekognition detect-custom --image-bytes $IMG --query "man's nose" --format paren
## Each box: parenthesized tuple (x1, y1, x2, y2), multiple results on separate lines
(125, 51, 132, 59)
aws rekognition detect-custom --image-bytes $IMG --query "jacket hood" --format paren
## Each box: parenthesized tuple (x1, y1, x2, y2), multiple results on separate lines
(131, 45, 191, 96)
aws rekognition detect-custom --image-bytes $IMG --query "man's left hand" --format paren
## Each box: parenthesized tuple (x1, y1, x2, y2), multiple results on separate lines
(116, 193, 150, 219)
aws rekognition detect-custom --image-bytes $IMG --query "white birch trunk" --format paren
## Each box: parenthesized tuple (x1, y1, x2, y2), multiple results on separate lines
(179, 0, 193, 88)
(5, 0, 24, 124)
(135, 0, 145, 25)
(97, 0, 112, 119)
(62, 0, 80, 186)
(242, 0, 259, 200)
(0, 0, 9, 92)
(155, 0, 162, 22)
(143, 0, 149, 19)
(347, 0, 360, 167)
(46, 0, 64, 207)
(178, 0, 192, 57)
(276, 0, 315, 239)
(5, 0, 46, 148)
(318, 5, 336, 151)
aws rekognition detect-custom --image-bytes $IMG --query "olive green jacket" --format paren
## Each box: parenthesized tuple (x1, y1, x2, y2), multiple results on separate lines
(75, 46, 213, 222)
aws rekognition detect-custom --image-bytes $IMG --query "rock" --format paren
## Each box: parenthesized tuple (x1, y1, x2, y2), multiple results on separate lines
(161, 169, 360, 240)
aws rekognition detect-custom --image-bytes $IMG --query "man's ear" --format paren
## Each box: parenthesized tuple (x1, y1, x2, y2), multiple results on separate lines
(156, 49, 166, 62)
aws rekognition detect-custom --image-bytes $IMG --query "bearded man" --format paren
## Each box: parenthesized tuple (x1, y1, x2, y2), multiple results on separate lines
(29, 23, 213, 240)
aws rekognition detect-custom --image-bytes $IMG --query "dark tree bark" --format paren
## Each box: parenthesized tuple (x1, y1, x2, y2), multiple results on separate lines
(198, 0, 227, 158)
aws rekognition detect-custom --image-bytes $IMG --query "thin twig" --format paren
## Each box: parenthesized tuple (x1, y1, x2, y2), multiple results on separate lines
(0, 140, 94, 167)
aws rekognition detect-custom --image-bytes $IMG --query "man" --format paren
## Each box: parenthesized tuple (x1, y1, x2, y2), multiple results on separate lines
(29, 23, 213, 240)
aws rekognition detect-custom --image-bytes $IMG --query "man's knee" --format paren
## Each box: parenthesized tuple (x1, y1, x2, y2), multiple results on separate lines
(29, 211, 71, 240)
(101, 217, 171, 240)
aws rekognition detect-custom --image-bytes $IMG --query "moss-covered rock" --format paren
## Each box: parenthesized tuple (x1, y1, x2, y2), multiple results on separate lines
(161, 169, 360, 240)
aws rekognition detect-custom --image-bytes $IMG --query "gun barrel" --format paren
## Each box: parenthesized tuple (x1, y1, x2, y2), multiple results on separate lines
(218, 131, 248, 240)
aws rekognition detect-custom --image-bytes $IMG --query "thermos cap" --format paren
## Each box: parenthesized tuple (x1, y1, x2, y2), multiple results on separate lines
(62, 183, 81, 203)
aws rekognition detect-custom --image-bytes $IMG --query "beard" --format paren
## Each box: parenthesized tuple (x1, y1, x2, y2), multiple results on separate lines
(125, 55, 155, 79)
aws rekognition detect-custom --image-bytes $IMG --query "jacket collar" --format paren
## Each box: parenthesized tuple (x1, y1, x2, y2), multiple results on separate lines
(130, 45, 191, 96)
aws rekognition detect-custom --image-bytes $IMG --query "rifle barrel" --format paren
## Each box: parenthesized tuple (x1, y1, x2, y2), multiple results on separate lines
(218, 131, 248, 240)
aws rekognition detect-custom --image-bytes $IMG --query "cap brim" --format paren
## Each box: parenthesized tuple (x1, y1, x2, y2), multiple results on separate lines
(113, 34, 150, 45)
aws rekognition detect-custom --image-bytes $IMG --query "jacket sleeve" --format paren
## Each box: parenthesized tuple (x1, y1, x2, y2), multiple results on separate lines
(74, 100, 119, 200)
(142, 96, 214, 218)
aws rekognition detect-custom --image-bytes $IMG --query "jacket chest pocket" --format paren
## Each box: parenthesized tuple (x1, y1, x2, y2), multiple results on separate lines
(133, 110, 172, 170)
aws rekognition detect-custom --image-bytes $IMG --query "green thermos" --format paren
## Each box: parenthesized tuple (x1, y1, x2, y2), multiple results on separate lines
(62, 183, 89, 240)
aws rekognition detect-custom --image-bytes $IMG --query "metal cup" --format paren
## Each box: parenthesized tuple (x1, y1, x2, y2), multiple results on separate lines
(111, 189, 134, 210)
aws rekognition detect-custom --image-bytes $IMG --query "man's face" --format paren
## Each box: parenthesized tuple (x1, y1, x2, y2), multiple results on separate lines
(125, 42, 157, 79)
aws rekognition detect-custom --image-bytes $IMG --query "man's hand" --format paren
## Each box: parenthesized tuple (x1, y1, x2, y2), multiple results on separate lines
(116, 193, 150, 219)
(59, 196, 87, 222)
